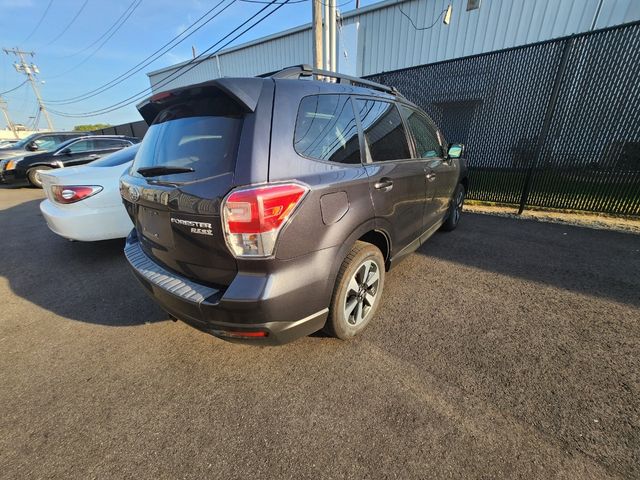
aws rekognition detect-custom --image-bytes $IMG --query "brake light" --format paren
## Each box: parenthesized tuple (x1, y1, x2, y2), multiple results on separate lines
(222, 183, 308, 257)
(51, 185, 103, 204)
(150, 91, 173, 102)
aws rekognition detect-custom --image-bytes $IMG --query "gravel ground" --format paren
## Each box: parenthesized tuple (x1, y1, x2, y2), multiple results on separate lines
(1, 187, 639, 479)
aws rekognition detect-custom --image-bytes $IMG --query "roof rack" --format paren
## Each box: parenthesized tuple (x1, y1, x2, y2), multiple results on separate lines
(268, 64, 403, 97)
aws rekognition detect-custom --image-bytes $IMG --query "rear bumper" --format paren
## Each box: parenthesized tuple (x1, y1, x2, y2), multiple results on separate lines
(124, 231, 332, 345)
(40, 199, 133, 241)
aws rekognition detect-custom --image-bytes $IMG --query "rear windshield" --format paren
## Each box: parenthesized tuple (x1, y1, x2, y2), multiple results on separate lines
(131, 99, 243, 183)
(89, 144, 139, 167)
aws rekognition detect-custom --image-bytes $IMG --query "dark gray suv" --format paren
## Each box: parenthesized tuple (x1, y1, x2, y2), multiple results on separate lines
(120, 66, 468, 345)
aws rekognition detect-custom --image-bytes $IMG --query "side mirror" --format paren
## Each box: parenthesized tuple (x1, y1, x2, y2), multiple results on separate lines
(59, 147, 72, 156)
(26, 142, 39, 151)
(447, 143, 465, 159)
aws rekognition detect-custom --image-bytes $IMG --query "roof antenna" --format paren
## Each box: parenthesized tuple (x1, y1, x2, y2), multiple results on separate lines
(192, 45, 196, 59)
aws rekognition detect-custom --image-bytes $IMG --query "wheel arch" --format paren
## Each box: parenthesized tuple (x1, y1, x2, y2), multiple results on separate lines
(358, 229, 391, 270)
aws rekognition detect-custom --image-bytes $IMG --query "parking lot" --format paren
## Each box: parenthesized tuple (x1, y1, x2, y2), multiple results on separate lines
(1, 186, 638, 479)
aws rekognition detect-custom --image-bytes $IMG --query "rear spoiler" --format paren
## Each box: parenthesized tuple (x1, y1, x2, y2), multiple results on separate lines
(137, 77, 266, 125)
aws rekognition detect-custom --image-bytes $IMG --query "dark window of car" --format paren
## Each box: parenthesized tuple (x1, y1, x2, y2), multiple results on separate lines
(131, 95, 244, 182)
(89, 145, 139, 167)
(294, 94, 361, 164)
(94, 138, 129, 150)
(67, 139, 95, 153)
(400, 106, 443, 158)
(356, 99, 411, 162)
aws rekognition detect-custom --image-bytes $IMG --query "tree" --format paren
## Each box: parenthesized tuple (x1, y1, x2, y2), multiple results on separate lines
(73, 123, 111, 132)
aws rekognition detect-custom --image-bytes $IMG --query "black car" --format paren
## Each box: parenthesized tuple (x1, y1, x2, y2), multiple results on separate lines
(0, 131, 89, 161)
(1, 135, 140, 187)
(120, 65, 468, 345)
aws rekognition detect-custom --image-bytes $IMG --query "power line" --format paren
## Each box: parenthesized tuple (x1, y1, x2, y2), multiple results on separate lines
(59, 0, 139, 59)
(46, 0, 90, 46)
(44, 0, 234, 105)
(45, 0, 142, 80)
(239, 0, 351, 6)
(397, 5, 448, 31)
(48, 0, 291, 118)
(239, 0, 306, 3)
(49, 0, 287, 118)
(22, 0, 54, 44)
(0, 79, 28, 95)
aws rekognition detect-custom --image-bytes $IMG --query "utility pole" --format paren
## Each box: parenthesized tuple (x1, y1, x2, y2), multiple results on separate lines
(323, 0, 330, 70)
(312, 0, 323, 71)
(0, 96, 19, 139)
(329, 0, 336, 72)
(3, 47, 54, 131)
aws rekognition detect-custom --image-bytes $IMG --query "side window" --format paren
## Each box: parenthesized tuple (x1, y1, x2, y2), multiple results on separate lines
(33, 136, 59, 150)
(294, 94, 361, 164)
(356, 99, 411, 162)
(67, 140, 94, 153)
(400, 106, 443, 158)
(94, 139, 128, 150)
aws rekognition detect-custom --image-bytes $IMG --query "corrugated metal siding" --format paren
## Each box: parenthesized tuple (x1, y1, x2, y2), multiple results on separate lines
(148, 0, 640, 91)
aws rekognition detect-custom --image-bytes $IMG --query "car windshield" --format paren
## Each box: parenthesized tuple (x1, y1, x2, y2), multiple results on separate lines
(9, 134, 39, 149)
(89, 144, 139, 167)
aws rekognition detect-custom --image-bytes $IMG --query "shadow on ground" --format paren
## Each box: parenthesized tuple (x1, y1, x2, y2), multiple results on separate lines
(0, 198, 166, 326)
(418, 212, 640, 308)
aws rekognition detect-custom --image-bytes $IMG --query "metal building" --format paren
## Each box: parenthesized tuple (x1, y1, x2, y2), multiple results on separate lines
(147, 0, 640, 92)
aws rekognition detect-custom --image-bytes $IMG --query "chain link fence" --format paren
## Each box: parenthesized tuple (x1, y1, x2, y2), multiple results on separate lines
(368, 22, 640, 216)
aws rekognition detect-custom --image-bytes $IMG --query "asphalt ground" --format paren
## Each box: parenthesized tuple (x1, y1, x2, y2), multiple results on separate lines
(1, 186, 639, 479)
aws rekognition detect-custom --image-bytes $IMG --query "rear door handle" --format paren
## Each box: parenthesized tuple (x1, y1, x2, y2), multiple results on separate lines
(374, 178, 393, 191)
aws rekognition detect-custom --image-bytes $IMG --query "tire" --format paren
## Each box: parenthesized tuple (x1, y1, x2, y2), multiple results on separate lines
(27, 166, 51, 188)
(440, 183, 465, 232)
(324, 241, 385, 340)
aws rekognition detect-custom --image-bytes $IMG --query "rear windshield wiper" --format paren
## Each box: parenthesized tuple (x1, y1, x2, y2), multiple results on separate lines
(137, 166, 194, 177)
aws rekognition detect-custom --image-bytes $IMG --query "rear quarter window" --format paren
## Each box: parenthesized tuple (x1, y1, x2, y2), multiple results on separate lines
(294, 94, 361, 164)
(355, 99, 411, 162)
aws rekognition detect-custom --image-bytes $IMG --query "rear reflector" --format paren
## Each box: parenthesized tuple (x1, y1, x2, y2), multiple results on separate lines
(51, 185, 103, 204)
(211, 329, 269, 339)
(222, 183, 308, 257)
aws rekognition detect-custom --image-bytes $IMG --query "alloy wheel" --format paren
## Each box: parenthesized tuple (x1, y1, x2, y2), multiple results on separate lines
(344, 259, 380, 326)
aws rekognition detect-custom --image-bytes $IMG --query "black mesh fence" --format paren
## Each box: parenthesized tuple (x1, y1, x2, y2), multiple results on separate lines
(368, 22, 640, 216)
(93, 120, 148, 139)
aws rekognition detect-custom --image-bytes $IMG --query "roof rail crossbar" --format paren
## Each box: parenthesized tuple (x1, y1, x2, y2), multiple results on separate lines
(269, 64, 402, 97)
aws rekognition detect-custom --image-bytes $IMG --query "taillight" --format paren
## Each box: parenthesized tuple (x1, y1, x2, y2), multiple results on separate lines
(51, 185, 103, 204)
(222, 183, 308, 257)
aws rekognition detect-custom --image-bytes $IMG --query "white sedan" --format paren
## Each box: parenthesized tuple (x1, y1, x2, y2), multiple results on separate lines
(39, 145, 139, 241)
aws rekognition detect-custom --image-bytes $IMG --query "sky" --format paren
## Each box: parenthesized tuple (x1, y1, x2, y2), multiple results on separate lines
(0, 0, 380, 131)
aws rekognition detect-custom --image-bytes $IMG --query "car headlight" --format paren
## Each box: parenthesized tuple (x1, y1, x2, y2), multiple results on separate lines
(5, 157, 23, 171)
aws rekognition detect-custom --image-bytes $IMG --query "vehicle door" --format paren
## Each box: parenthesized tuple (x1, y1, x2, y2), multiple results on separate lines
(430, 123, 459, 222)
(400, 106, 458, 228)
(355, 98, 428, 257)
